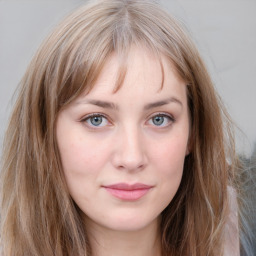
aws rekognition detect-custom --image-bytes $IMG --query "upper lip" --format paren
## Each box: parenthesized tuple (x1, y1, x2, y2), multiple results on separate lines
(103, 183, 153, 190)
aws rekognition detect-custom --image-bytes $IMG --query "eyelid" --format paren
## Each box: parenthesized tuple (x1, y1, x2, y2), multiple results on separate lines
(80, 113, 112, 128)
(80, 112, 106, 121)
(148, 112, 175, 120)
(146, 112, 175, 127)
(79, 112, 175, 129)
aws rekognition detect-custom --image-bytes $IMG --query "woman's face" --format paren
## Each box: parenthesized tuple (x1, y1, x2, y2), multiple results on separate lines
(56, 47, 190, 232)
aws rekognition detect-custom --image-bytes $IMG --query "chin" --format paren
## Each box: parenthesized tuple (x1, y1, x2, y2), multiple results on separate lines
(100, 213, 159, 232)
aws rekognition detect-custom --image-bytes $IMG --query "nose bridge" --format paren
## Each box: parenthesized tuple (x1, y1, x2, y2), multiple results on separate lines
(112, 122, 147, 171)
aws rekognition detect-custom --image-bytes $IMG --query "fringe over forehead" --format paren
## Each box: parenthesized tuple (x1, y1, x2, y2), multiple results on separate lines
(34, 0, 195, 111)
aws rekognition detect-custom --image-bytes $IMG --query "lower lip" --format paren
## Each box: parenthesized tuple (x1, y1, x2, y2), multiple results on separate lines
(104, 187, 151, 201)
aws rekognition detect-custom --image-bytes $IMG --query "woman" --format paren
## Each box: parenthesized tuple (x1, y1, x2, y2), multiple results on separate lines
(0, 0, 244, 255)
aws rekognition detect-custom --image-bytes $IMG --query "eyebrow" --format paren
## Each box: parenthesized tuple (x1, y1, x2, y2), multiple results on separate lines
(76, 97, 182, 110)
(144, 97, 183, 110)
(76, 99, 118, 109)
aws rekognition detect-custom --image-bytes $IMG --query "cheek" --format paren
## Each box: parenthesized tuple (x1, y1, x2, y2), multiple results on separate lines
(151, 134, 188, 195)
(58, 138, 104, 203)
(58, 131, 109, 174)
(153, 135, 188, 170)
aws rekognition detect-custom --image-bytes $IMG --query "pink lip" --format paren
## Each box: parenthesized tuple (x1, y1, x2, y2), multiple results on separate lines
(102, 183, 153, 201)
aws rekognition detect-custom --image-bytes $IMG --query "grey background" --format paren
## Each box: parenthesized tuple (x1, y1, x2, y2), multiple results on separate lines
(0, 0, 256, 157)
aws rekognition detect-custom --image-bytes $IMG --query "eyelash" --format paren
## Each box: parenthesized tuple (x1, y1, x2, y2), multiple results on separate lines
(147, 112, 175, 128)
(80, 113, 111, 128)
(80, 112, 175, 129)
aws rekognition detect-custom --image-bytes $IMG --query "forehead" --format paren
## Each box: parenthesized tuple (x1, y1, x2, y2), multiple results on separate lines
(82, 46, 186, 99)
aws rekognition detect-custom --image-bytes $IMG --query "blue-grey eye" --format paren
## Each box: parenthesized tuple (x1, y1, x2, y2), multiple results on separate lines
(83, 115, 109, 127)
(148, 114, 173, 127)
(152, 116, 165, 126)
(90, 116, 103, 126)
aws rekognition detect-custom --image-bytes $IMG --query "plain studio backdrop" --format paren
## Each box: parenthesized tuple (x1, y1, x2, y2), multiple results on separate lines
(0, 0, 256, 158)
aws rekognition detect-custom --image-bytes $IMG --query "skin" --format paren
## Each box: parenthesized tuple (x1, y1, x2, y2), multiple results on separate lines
(56, 46, 190, 256)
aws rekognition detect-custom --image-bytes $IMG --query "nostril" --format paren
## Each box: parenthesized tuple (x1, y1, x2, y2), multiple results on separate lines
(115, 159, 146, 172)
(112, 150, 147, 172)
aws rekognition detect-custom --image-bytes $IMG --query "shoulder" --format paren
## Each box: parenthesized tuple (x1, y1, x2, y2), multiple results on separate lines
(223, 186, 240, 256)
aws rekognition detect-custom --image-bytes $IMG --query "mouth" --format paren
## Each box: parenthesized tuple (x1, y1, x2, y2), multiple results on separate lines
(102, 183, 153, 201)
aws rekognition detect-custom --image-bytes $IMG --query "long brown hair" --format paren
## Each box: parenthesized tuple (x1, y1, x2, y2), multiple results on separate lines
(0, 0, 240, 255)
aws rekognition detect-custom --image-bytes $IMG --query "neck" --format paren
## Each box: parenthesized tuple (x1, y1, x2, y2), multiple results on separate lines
(85, 218, 162, 256)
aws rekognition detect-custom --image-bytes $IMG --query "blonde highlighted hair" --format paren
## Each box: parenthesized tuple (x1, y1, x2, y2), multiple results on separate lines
(0, 0, 243, 255)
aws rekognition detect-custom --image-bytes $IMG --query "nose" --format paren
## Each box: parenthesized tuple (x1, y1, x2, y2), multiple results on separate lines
(111, 126, 148, 172)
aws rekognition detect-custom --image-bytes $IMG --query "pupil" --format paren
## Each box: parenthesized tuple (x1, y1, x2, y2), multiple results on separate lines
(91, 116, 102, 126)
(153, 116, 164, 125)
